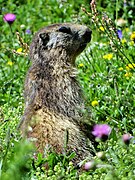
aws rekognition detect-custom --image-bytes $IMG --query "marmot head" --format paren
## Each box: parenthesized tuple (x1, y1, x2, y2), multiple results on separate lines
(30, 23, 92, 63)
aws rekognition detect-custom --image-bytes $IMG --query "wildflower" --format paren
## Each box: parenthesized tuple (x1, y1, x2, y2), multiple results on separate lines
(125, 28, 129, 32)
(3, 13, 16, 24)
(7, 61, 13, 66)
(96, 152, 105, 160)
(116, 18, 126, 27)
(84, 161, 95, 171)
(25, 29, 31, 34)
(126, 63, 135, 70)
(103, 53, 113, 60)
(92, 124, 111, 141)
(122, 134, 132, 145)
(130, 32, 135, 42)
(117, 30, 123, 39)
(78, 63, 84, 68)
(129, 41, 134, 46)
(99, 26, 105, 32)
(17, 48, 23, 53)
(20, 24, 25, 29)
(125, 66, 130, 71)
(118, 67, 123, 71)
(121, 38, 127, 44)
(124, 72, 132, 78)
(91, 100, 99, 107)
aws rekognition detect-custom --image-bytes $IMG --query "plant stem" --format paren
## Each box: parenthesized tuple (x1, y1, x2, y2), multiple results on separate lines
(116, 0, 118, 28)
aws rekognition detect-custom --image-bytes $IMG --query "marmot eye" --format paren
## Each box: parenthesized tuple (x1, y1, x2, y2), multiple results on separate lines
(58, 26, 71, 34)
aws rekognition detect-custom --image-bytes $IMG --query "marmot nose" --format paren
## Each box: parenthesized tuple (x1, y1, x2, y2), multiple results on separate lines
(82, 28, 92, 42)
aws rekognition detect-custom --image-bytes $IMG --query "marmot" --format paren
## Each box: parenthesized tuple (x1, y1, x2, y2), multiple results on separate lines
(20, 23, 93, 164)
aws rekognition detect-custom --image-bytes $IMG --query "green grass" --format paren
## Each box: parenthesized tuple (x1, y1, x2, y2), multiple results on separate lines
(0, 0, 135, 179)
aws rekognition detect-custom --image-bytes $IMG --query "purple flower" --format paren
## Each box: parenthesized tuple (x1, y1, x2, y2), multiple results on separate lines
(122, 134, 132, 145)
(92, 124, 111, 141)
(25, 29, 31, 34)
(84, 161, 95, 171)
(124, 0, 127, 7)
(3, 13, 16, 24)
(117, 30, 123, 39)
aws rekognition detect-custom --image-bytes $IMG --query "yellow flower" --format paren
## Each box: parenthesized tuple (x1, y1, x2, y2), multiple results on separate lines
(17, 48, 23, 53)
(7, 61, 13, 66)
(99, 26, 105, 32)
(128, 63, 135, 69)
(91, 100, 99, 107)
(78, 63, 84, 68)
(126, 63, 135, 70)
(126, 66, 130, 71)
(103, 53, 113, 60)
(125, 28, 129, 32)
(118, 67, 123, 71)
(124, 72, 132, 78)
(129, 41, 134, 46)
(121, 38, 127, 44)
(130, 32, 135, 41)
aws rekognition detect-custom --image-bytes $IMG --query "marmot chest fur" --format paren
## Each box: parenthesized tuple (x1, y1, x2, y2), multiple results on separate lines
(20, 23, 93, 163)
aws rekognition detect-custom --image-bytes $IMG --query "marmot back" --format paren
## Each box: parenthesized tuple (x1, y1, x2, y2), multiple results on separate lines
(20, 23, 93, 164)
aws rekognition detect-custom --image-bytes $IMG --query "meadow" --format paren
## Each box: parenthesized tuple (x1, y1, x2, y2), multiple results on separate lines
(0, 0, 135, 179)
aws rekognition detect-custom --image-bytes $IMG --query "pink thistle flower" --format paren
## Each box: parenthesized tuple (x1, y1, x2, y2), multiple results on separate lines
(84, 161, 95, 171)
(122, 134, 132, 145)
(92, 124, 111, 141)
(3, 13, 16, 24)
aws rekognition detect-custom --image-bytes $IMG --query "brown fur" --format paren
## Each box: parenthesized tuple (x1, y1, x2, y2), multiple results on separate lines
(19, 23, 93, 164)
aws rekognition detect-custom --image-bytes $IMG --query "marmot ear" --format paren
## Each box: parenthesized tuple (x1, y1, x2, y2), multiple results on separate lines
(39, 33, 49, 47)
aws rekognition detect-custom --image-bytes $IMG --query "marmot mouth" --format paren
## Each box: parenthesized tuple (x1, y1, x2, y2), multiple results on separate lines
(75, 43, 88, 55)
(80, 43, 87, 50)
